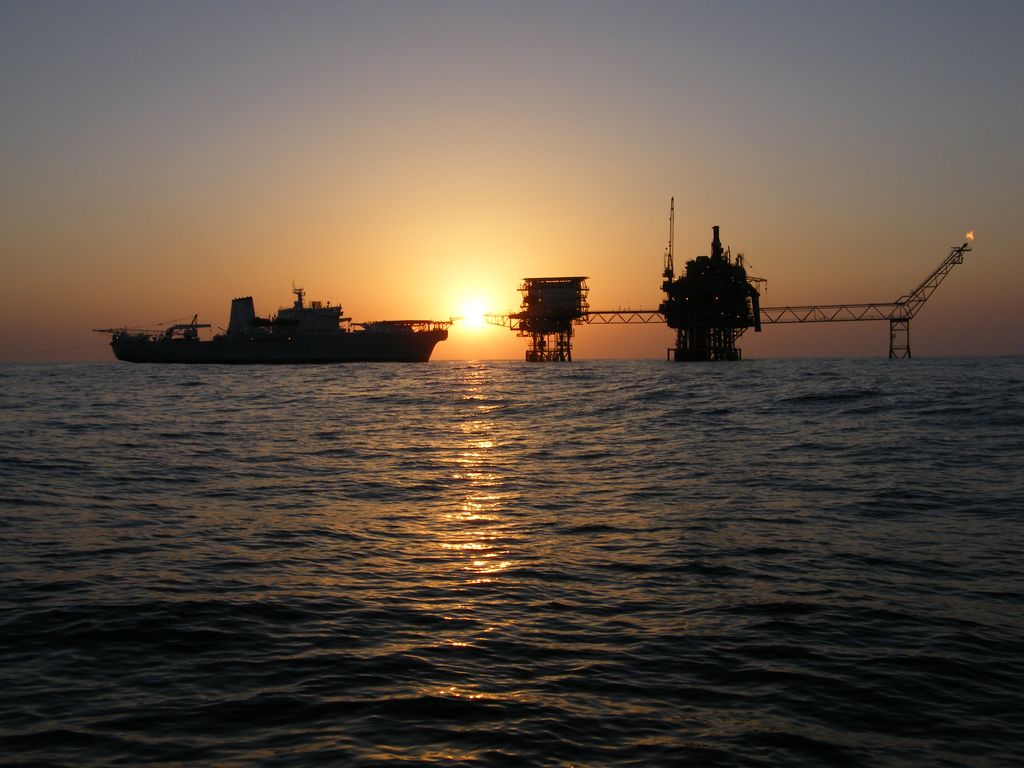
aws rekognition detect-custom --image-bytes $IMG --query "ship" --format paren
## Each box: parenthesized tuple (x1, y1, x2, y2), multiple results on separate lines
(95, 286, 450, 363)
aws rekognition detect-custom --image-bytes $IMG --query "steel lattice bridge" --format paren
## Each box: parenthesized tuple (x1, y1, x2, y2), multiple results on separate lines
(486, 240, 970, 361)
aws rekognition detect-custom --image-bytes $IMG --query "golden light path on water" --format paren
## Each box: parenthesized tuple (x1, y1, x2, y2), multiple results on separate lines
(422, 364, 523, 716)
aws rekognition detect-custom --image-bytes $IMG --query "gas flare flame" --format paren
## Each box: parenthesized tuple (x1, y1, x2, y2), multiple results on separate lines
(966, 230, 975, 241)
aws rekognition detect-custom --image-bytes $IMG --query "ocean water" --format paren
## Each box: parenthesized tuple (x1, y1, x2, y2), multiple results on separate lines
(1, 358, 1022, 767)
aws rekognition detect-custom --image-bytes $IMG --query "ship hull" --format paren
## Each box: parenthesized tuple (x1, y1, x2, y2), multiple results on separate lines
(110, 329, 448, 364)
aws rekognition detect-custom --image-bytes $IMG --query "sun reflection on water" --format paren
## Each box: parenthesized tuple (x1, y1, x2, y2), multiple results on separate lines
(439, 423, 515, 580)
(408, 366, 527, 710)
(434, 366, 519, 597)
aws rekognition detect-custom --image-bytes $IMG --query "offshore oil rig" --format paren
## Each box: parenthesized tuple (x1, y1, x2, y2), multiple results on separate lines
(659, 202, 761, 360)
(487, 199, 971, 361)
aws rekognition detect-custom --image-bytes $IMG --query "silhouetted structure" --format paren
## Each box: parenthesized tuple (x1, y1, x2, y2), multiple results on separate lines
(95, 286, 451, 363)
(659, 200, 761, 360)
(759, 241, 971, 358)
(502, 277, 590, 361)
(484, 199, 969, 360)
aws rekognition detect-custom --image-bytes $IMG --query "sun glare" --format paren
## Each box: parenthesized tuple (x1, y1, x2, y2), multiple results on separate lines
(457, 299, 488, 331)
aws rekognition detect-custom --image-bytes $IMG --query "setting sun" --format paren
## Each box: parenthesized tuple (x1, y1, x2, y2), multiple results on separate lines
(456, 299, 488, 331)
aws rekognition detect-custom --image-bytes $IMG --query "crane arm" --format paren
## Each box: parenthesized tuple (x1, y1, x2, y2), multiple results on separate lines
(895, 242, 970, 319)
(760, 241, 970, 324)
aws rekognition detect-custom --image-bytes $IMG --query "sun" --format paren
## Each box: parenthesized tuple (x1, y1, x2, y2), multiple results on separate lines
(457, 298, 488, 331)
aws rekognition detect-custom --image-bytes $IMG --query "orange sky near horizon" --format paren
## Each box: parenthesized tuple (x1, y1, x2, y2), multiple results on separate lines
(2, 2, 1021, 362)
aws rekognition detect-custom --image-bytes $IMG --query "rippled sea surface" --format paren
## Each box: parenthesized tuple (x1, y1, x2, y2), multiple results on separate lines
(2, 358, 1023, 767)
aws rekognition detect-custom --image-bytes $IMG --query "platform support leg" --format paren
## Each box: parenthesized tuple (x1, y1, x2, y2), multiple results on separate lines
(889, 318, 911, 359)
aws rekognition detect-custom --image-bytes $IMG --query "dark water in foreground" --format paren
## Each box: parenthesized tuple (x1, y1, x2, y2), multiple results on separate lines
(2, 358, 1022, 767)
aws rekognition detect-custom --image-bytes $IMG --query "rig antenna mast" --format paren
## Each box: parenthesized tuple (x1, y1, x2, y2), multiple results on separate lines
(663, 197, 675, 285)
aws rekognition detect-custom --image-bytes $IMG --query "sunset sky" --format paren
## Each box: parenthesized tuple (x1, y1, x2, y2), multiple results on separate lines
(2, 1, 1022, 361)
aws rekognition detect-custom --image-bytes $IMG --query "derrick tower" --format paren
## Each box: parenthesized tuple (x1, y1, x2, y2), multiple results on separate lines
(659, 202, 761, 360)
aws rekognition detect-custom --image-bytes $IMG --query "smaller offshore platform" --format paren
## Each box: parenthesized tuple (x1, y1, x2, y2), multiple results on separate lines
(659, 201, 762, 360)
(505, 277, 590, 361)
